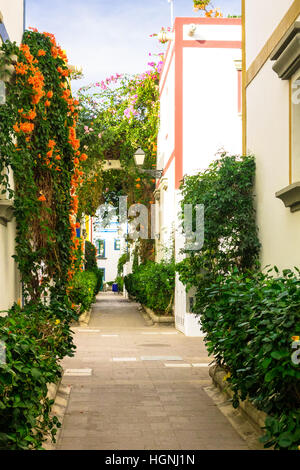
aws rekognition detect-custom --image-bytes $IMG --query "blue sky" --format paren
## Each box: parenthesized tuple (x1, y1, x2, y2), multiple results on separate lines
(26, 0, 241, 91)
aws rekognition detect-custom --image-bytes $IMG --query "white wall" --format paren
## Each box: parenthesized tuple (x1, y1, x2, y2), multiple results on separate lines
(158, 57, 175, 170)
(183, 47, 242, 175)
(93, 223, 127, 283)
(157, 20, 242, 335)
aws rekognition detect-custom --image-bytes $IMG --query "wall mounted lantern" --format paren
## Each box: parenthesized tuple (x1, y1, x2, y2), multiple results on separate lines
(133, 148, 163, 179)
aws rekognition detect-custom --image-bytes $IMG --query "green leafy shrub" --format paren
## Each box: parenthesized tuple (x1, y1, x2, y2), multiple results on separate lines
(84, 241, 97, 271)
(115, 276, 124, 292)
(68, 271, 98, 313)
(196, 268, 300, 450)
(83, 242, 103, 293)
(92, 268, 103, 295)
(177, 154, 260, 292)
(117, 252, 129, 276)
(176, 154, 300, 449)
(0, 303, 75, 450)
(0, 29, 83, 450)
(124, 261, 175, 314)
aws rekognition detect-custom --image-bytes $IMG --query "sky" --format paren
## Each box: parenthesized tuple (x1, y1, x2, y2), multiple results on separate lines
(26, 0, 241, 92)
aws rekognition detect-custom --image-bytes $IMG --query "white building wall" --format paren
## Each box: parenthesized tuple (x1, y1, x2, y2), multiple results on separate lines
(0, 0, 24, 313)
(158, 60, 175, 170)
(157, 160, 176, 261)
(183, 47, 242, 175)
(157, 19, 242, 336)
(92, 220, 127, 284)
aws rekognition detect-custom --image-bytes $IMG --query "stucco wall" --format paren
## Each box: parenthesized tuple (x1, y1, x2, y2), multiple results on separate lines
(157, 19, 242, 335)
(93, 228, 127, 283)
(182, 47, 242, 175)
(158, 55, 175, 170)
(245, 0, 295, 68)
(0, 0, 24, 313)
(0, 0, 24, 45)
(246, 58, 300, 270)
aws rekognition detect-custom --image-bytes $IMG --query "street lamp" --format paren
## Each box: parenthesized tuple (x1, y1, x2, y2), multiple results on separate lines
(133, 148, 146, 167)
(133, 148, 163, 179)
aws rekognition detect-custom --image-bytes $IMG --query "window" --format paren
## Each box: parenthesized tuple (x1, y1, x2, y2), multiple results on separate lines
(114, 239, 121, 250)
(98, 239, 105, 258)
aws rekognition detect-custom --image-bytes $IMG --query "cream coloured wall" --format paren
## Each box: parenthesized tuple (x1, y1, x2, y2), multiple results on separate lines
(246, 56, 300, 271)
(0, 220, 20, 312)
(245, 0, 300, 271)
(245, 0, 295, 68)
(0, 0, 24, 45)
(0, 0, 24, 313)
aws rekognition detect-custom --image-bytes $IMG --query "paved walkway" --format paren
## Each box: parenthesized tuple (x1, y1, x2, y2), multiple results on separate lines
(56, 293, 250, 450)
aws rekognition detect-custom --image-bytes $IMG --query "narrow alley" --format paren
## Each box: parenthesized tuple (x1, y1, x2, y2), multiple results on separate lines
(56, 293, 251, 450)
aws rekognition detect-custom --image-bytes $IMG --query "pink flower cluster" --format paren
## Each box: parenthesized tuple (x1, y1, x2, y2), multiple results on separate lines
(84, 125, 94, 134)
(95, 73, 123, 90)
(124, 94, 139, 120)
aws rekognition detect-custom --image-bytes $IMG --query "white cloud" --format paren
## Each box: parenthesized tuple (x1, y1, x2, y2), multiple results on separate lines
(26, 0, 241, 91)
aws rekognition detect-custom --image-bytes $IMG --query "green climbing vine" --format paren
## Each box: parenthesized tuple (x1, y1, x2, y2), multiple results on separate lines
(0, 28, 85, 449)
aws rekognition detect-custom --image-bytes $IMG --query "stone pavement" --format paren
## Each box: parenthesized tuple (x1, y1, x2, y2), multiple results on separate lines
(56, 293, 250, 450)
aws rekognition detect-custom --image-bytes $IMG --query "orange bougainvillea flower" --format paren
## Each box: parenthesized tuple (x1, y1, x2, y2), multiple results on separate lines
(51, 46, 58, 59)
(19, 122, 34, 133)
(47, 150, 53, 158)
(13, 123, 20, 133)
(48, 139, 56, 148)
(45, 99, 51, 107)
(47, 91, 53, 99)
(57, 66, 69, 77)
(38, 49, 46, 56)
(55, 155, 61, 161)
(15, 62, 28, 75)
(38, 195, 46, 202)
(80, 153, 88, 161)
(26, 110, 37, 120)
(62, 89, 71, 100)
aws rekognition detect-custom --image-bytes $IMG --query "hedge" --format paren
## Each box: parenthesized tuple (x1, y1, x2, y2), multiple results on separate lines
(68, 270, 100, 313)
(124, 261, 175, 314)
(0, 303, 75, 449)
(196, 268, 300, 450)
